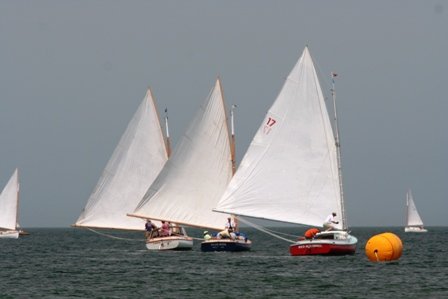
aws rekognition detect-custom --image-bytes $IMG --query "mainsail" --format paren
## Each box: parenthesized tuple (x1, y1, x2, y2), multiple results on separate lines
(75, 89, 168, 231)
(130, 79, 232, 231)
(406, 190, 424, 227)
(214, 47, 343, 229)
(0, 168, 19, 231)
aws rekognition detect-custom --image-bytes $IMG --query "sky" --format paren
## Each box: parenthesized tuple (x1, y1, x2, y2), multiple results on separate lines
(0, 1, 447, 228)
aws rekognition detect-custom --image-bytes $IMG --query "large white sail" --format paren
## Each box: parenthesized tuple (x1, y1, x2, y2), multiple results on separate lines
(0, 168, 19, 231)
(75, 89, 168, 231)
(215, 47, 343, 229)
(406, 190, 424, 227)
(130, 79, 232, 231)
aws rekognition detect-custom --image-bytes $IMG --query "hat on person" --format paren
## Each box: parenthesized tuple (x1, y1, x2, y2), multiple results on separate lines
(203, 231, 209, 235)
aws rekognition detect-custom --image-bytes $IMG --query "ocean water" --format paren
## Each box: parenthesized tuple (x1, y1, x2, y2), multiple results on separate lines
(1, 227, 447, 298)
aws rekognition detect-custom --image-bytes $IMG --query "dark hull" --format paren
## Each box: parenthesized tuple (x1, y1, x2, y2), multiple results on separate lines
(201, 239, 252, 252)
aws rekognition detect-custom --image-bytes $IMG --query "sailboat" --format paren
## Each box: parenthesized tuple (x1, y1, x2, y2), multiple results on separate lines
(405, 190, 427, 233)
(74, 89, 192, 249)
(129, 79, 251, 252)
(0, 168, 20, 239)
(214, 47, 357, 255)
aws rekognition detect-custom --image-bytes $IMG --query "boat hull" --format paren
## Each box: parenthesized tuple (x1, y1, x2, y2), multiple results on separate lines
(405, 226, 428, 233)
(0, 230, 19, 239)
(146, 236, 193, 251)
(290, 241, 356, 256)
(200, 238, 252, 252)
(290, 231, 357, 256)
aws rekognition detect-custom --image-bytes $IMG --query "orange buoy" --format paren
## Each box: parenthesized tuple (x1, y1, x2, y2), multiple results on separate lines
(365, 232, 403, 262)
(304, 228, 320, 239)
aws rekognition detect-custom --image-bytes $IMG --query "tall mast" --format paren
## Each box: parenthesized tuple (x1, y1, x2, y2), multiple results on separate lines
(405, 190, 409, 226)
(331, 73, 347, 230)
(230, 104, 237, 174)
(15, 168, 20, 230)
(230, 104, 238, 230)
(164, 108, 171, 158)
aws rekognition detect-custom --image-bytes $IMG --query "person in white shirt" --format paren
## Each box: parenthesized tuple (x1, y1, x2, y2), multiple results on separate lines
(217, 217, 236, 239)
(225, 217, 235, 232)
(323, 212, 339, 231)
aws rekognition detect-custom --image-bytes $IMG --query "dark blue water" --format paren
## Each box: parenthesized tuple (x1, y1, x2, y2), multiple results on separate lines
(1, 227, 447, 298)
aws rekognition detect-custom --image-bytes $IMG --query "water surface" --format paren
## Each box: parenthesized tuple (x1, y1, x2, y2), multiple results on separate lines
(1, 227, 447, 298)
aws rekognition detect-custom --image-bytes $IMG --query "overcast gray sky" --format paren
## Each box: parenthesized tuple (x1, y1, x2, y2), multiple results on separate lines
(1, 1, 447, 227)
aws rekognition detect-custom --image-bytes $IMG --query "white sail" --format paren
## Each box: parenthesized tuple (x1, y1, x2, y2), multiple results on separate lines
(130, 79, 232, 231)
(406, 190, 424, 227)
(75, 89, 168, 231)
(215, 47, 343, 229)
(0, 168, 19, 231)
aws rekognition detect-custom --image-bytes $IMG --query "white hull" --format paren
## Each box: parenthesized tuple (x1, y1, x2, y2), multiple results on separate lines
(146, 236, 193, 251)
(405, 226, 428, 233)
(0, 230, 19, 239)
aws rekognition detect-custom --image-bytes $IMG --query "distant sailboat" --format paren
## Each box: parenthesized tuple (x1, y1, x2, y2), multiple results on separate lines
(0, 169, 20, 239)
(74, 89, 176, 232)
(405, 190, 427, 233)
(129, 79, 251, 251)
(214, 47, 357, 255)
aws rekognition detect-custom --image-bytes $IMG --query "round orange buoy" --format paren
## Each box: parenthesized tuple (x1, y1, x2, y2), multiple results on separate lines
(365, 232, 403, 262)
(304, 228, 320, 239)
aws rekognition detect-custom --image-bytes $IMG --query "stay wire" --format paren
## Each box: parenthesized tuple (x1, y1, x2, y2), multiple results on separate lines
(237, 217, 297, 244)
(87, 228, 144, 242)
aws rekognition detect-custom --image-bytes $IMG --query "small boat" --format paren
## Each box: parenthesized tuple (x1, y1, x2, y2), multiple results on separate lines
(129, 79, 251, 252)
(200, 214, 252, 252)
(405, 190, 428, 233)
(214, 47, 357, 256)
(291, 231, 357, 256)
(145, 227, 193, 251)
(0, 169, 20, 239)
(74, 89, 192, 249)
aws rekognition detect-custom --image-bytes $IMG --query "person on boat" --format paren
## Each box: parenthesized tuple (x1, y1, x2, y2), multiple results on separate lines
(217, 217, 236, 239)
(170, 222, 180, 235)
(235, 231, 248, 242)
(145, 220, 157, 238)
(160, 221, 171, 237)
(323, 212, 339, 231)
(203, 230, 212, 240)
(168, 222, 173, 235)
(226, 217, 236, 231)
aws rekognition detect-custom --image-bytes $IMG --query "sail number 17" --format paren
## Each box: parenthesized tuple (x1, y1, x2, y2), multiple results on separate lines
(263, 117, 277, 135)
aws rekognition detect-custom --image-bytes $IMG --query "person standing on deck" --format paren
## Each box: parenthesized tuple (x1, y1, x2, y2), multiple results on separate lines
(145, 220, 157, 238)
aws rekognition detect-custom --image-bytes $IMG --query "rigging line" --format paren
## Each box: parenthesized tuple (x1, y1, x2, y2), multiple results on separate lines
(237, 217, 296, 244)
(258, 226, 300, 238)
(87, 228, 144, 242)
